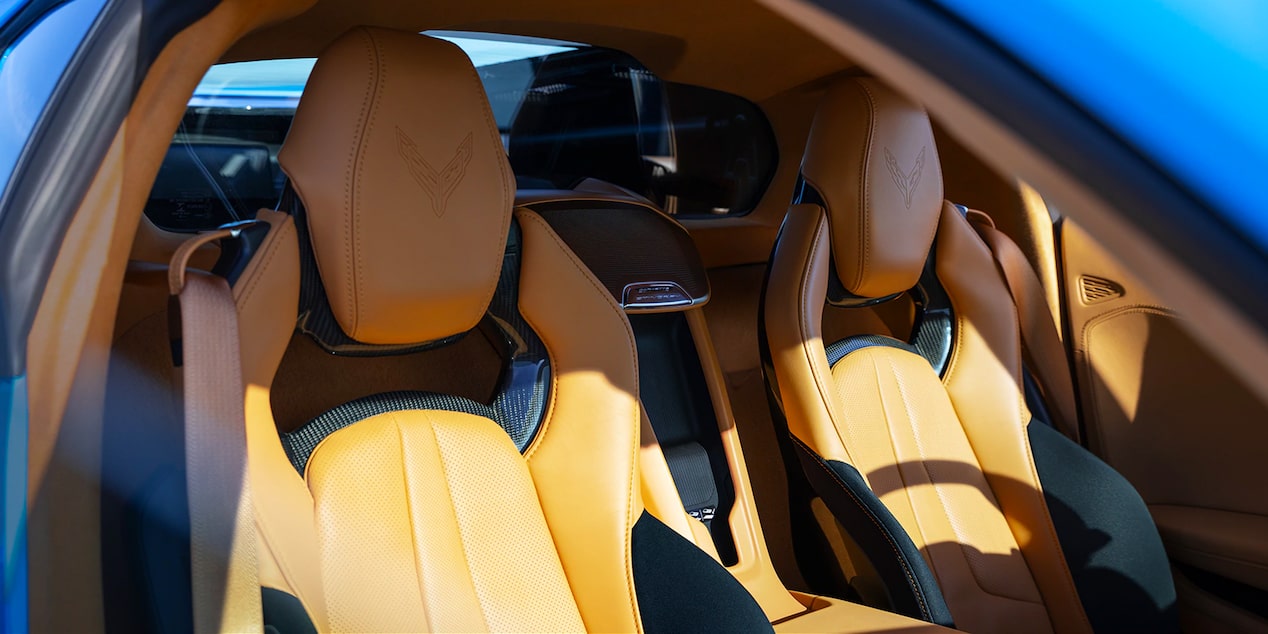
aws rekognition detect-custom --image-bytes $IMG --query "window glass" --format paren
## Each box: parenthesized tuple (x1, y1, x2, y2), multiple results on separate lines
(0, 0, 108, 202)
(145, 32, 776, 231)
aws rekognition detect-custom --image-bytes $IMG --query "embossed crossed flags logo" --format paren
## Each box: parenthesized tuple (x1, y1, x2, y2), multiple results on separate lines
(884, 145, 927, 209)
(396, 126, 474, 217)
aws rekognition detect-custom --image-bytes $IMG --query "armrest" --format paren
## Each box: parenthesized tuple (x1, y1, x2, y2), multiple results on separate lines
(1151, 505, 1268, 591)
(774, 592, 954, 633)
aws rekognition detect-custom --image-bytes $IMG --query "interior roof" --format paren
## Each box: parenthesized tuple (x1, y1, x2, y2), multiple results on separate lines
(224, 0, 853, 101)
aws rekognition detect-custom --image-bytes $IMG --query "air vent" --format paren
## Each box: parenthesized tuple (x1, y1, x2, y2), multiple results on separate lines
(1078, 275, 1124, 304)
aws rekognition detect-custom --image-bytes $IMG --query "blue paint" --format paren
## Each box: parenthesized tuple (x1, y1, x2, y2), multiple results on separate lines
(0, 377, 26, 634)
(0, 0, 28, 30)
(936, 0, 1268, 252)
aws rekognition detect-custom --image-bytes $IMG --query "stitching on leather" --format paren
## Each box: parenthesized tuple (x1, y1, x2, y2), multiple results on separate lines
(233, 216, 290, 310)
(855, 80, 877, 293)
(248, 404, 321, 623)
(937, 210, 969, 389)
(456, 39, 515, 334)
(513, 210, 642, 632)
(799, 172, 833, 270)
(797, 211, 856, 466)
(357, 29, 388, 340)
(790, 435, 933, 620)
(886, 354, 1042, 605)
(425, 415, 497, 631)
(392, 414, 441, 631)
(944, 211, 1092, 632)
(343, 29, 377, 338)
(865, 352, 937, 581)
(1017, 410, 1093, 632)
(1079, 305, 1176, 474)
(518, 209, 638, 460)
(869, 355, 927, 548)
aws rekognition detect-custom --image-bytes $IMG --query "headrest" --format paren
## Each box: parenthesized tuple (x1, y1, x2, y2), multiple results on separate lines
(800, 77, 943, 299)
(279, 28, 514, 345)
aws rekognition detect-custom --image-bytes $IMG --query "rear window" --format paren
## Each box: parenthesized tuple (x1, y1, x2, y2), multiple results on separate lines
(144, 32, 776, 232)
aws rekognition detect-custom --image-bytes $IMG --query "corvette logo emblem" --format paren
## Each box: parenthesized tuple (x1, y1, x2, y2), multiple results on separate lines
(884, 146, 926, 209)
(396, 127, 474, 217)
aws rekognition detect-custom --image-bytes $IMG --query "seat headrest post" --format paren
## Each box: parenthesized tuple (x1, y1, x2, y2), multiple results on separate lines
(278, 27, 514, 345)
(800, 77, 944, 299)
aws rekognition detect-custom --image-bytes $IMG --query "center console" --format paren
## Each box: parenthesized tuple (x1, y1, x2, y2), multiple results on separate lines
(519, 188, 951, 632)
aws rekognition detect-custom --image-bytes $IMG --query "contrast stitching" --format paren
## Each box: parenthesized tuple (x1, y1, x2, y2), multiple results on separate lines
(790, 436, 932, 620)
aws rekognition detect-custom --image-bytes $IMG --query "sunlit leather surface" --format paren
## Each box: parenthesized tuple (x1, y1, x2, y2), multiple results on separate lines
(765, 77, 1094, 634)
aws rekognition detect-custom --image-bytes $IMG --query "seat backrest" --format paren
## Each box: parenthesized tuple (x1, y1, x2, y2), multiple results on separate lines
(225, 26, 767, 633)
(762, 76, 1098, 634)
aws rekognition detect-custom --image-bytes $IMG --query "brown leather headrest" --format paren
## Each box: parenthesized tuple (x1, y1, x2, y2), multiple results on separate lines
(278, 27, 513, 345)
(800, 77, 944, 298)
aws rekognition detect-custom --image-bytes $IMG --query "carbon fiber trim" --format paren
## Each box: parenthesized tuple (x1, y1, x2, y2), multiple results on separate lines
(281, 391, 496, 473)
(287, 187, 463, 356)
(279, 205, 551, 472)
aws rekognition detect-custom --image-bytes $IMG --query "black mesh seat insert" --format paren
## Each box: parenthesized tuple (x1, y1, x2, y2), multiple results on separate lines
(278, 203, 551, 473)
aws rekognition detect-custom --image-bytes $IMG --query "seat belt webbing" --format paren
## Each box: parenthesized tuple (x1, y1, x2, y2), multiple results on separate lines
(169, 229, 263, 634)
(966, 211, 1082, 443)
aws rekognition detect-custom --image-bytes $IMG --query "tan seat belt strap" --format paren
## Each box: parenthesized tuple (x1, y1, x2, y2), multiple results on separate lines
(170, 227, 263, 634)
(966, 210, 1082, 443)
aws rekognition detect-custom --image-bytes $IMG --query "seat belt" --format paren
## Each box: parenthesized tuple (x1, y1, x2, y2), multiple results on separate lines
(965, 210, 1082, 443)
(169, 227, 263, 634)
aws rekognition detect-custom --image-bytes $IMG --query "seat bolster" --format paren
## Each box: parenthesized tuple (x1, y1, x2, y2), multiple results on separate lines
(235, 209, 300, 388)
(935, 203, 1092, 634)
(516, 208, 645, 633)
(1029, 423, 1178, 632)
(232, 212, 330, 629)
(790, 437, 954, 627)
(763, 204, 853, 465)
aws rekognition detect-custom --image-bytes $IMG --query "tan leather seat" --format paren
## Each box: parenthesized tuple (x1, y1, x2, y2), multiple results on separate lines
(762, 77, 1177, 634)
(202, 26, 773, 632)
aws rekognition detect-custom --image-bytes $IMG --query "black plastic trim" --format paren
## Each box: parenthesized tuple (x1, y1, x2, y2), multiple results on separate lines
(261, 588, 318, 634)
(210, 220, 272, 286)
(808, 0, 1268, 339)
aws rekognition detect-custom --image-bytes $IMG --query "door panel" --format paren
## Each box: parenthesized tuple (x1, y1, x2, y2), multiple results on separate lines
(1060, 219, 1268, 627)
